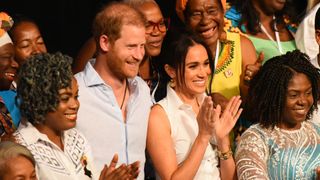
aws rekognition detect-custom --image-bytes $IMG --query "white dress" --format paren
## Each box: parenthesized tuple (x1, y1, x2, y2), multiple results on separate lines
(156, 85, 220, 180)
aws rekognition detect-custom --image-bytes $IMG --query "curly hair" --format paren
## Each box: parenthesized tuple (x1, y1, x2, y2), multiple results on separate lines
(17, 52, 73, 125)
(244, 50, 320, 129)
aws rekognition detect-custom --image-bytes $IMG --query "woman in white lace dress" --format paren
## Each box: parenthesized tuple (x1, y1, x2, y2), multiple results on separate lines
(235, 50, 320, 179)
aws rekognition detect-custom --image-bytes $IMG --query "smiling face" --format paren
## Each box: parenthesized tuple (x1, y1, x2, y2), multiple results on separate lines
(186, 0, 224, 47)
(178, 44, 211, 96)
(11, 21, 47, 65)
(44, 78, 79, 132)
(281, 73, 314, 130)
(106, 24, 146, 79)
(0, 43, 18, 90)
(2, 156, 37, 180)
(138, 2, 166, 57)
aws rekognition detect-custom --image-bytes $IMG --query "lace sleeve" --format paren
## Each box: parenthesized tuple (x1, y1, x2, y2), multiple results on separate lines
(235, 127, 270, 180)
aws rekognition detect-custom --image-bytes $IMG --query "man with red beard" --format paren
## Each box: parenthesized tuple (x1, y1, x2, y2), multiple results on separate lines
(75, 2, 152, 179)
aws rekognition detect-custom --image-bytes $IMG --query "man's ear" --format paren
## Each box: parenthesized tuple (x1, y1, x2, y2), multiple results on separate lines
(99, 34, 110, 52)
(164, 64, 176, 79)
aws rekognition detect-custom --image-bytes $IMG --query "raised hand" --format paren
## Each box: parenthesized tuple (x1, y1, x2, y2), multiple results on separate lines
(210, 92, 229, 111)
(196, 96, 215, 140)
(244, 52, 264, 83)
(211, 96, 242, 142)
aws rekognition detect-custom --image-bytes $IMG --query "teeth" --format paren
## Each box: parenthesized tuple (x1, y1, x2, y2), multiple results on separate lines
(65, 114, 77, 119)
(194, 80, 206, 85)
(295, 109, 306, 114)
(5, 73, 15, 77)
(201, 27, 216, 39)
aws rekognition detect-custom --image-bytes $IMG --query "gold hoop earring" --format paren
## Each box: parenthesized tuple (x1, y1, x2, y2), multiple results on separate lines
(170, 79, 176, 88)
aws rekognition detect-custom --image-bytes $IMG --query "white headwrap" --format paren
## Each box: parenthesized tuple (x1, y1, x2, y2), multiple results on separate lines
(0, 32, 12, 47)
(295, 3, 320, 59)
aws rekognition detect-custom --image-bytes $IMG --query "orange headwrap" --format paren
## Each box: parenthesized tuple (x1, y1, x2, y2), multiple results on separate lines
(176, 0, 226, 22)
(0, 12, 13, 47)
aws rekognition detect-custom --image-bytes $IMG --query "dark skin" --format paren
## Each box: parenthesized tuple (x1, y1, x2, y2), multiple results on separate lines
(186, 0, 262, 110)
(0, 43, 18, 90)
(99, 154, 140, 180)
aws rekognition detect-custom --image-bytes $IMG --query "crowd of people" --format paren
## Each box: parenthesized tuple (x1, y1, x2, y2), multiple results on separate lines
(1, 0, 320, 179)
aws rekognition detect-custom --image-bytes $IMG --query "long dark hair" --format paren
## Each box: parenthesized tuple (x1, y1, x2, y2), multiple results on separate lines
(155, 29, 214, 101)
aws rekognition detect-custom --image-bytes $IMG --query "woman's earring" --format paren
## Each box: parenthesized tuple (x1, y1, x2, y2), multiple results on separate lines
(170, 79, 176, 88)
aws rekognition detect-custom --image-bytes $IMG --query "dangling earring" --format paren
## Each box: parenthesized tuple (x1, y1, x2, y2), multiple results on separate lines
(170, 79, 176, 88)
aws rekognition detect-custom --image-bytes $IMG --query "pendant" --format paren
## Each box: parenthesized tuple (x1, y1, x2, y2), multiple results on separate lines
(224, 69, 233, 78)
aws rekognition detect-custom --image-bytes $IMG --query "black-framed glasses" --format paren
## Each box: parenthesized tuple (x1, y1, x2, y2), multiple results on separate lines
(145, 18, 170, 34)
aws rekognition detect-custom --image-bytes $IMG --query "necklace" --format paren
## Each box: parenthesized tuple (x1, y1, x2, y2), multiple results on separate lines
(259, 16, 284, 54)
(120, 79, 128, 110)
(214, 40, 220, 69)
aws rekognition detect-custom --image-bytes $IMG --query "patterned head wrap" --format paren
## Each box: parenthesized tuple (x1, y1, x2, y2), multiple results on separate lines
(176, 0, 226, 22)
(0, 12, 13, 47)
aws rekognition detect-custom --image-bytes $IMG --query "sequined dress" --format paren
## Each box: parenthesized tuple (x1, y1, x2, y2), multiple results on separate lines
(235, 121, 320, 179)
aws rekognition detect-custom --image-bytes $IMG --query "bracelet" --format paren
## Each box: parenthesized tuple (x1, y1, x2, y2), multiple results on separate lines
(217, 147, 233, 160)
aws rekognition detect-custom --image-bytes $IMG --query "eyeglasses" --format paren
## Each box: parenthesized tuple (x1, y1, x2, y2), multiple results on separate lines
(145, 18, 170, 34)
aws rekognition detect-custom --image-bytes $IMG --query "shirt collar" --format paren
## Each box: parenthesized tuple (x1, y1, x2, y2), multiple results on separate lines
(82, 59, 141, 90)
(166, 84, 206, 111)
(18, 122, 66, 147)
(83, 59, 105, 87)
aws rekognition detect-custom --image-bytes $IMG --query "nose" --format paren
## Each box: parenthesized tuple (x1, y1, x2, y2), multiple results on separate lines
(198, 65, 207, 78)
(297, 96, 307, 106)
(31, 43, 42, 55)
(150, 25, 161, 35)
(133, 46, 145, 61)
(10, 57, 19, 69)
(199, 12, 211, 26)
(70, 97, 80, 110)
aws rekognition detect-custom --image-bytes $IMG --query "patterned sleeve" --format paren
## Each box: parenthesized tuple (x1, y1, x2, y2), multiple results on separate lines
(235, 127, 270, 180)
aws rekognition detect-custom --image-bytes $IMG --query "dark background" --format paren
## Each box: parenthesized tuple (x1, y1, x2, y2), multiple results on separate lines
(0, 0, 175, 58)
(1, 0, 308, 59)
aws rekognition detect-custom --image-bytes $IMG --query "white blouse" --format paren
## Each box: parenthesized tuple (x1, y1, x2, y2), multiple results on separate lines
(14, 122, 99, 180)
(157, 85, 220, 180)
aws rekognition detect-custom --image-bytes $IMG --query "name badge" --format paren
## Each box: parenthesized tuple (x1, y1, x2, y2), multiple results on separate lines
(224, 69, 233, 78)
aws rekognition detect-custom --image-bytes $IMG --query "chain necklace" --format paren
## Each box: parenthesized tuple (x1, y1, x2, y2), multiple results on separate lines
(120, 79, 128, 110)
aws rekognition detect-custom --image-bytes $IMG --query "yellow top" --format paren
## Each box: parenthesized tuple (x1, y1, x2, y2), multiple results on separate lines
(209, 32, 242, 99)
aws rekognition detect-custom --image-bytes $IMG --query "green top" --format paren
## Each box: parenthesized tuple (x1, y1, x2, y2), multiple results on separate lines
(248, 35, 296, 64)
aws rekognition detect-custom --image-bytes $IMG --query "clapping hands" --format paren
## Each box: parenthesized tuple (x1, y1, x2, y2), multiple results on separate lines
(197, 96, 242, 142)
(99, 154, 140, 180)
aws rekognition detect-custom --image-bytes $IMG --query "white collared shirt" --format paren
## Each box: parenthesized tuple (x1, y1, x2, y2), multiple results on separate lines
(14, 122, 98, 180)
(74, 60, 152, 179)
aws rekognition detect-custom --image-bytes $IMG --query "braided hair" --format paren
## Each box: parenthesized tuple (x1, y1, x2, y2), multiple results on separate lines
(244, 50, 320, 129)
